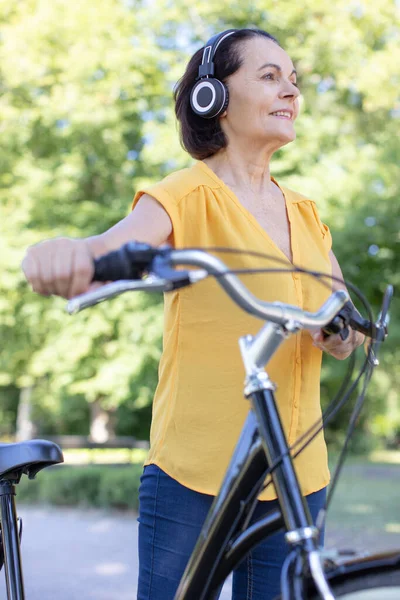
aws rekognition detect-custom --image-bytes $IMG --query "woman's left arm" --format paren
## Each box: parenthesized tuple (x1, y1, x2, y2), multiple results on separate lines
(310, 250, 365, 360)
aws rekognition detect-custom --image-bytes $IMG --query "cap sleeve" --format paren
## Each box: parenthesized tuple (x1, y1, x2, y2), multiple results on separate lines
(132, 183, 183, 248)
(310, 201, 332, 253)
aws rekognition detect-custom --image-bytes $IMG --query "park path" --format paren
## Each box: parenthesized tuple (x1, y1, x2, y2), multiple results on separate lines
(0, 505, 398, 599)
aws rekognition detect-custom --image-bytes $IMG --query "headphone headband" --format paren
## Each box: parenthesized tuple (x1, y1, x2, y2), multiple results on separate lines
(197, 29, 237, 79)
(190, 29, 237, 119)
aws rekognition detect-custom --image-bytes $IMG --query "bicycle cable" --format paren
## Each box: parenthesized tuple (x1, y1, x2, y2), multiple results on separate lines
(239, 347, 372, 532)
(93, 243, 381, 527)
(316, 359, 374, 536)
(180, 245, 374, 325)
(175, 247, 380, 529)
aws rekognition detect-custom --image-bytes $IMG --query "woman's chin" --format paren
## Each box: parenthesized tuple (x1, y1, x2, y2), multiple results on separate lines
(265, 131, 296, 150)
(282, 130, 296, 144)
(261, 123, 296, 147)
(276, 126, 296, 145)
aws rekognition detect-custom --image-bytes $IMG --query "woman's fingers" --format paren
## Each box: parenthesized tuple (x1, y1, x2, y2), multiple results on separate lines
(52, 242, 73, 298)
(22, 241, 53, 295)
(311, 328, 356, 360)
(68, 241, 95, 299)
(311, 330, 325, 346)
(87, 281, 107, 292)
(21, 252, 42, 295)
(22, 238, 95, 299)
(32, 242, 54, 296)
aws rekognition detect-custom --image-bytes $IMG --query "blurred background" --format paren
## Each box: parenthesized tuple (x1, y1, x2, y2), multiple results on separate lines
(0, 0, 399, 595)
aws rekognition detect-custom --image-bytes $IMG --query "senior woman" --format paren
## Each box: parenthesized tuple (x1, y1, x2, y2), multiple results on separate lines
(22, 28, 363, 600)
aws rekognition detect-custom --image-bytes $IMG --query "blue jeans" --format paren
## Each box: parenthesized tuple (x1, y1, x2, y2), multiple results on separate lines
(137, 464, 326, 600)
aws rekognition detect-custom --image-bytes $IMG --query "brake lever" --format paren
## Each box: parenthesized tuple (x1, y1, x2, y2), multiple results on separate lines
(67, 277, 170, 314)
(376, 284, 392, 340)
(367, 284, 393, 365)
(67, 268, 209, 314)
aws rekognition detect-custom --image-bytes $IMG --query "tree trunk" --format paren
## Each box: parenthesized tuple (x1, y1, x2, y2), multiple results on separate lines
(89, 398, 116, 443)
(16, 385, 37, 441)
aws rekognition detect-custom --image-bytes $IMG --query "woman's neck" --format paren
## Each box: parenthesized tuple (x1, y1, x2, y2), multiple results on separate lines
(203, 147, 276, 197)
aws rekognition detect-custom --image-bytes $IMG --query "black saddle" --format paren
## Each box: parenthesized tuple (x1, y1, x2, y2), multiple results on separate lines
(0, 440, 64, 482)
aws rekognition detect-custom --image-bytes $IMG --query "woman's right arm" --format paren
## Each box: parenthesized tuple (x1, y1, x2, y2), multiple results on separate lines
(21, 194, 172, 300)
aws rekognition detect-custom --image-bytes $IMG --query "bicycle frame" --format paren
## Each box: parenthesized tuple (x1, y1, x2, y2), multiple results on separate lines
(175, 321, 324, 600)
(0, 481, 24, 600)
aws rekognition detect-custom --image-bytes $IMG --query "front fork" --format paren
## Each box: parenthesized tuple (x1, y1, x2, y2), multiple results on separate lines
(281, 549, 335, 600)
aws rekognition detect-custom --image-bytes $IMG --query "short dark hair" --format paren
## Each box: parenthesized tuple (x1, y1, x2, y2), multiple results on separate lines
(174, 28, 280, 160)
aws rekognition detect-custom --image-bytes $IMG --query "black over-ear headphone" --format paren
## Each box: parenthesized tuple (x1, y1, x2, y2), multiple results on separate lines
(190, 29, 237, 119)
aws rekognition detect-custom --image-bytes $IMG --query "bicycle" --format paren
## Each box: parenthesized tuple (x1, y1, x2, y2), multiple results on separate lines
(1, 241, 397, 599)
(68, 242, 398, 599)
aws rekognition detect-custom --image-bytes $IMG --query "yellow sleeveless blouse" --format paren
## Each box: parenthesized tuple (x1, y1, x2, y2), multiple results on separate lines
(132, 160, 332, 501)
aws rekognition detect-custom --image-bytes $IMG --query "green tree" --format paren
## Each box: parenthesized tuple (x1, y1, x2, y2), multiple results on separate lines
(0, 0, 168, 438)
(1, 0, 399, 448)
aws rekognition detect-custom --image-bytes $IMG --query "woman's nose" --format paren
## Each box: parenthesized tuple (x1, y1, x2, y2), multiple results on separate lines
(279, 81, 300, 100)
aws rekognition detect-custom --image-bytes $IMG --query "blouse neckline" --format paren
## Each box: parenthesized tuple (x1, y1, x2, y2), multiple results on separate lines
(195, 160, 295, 266)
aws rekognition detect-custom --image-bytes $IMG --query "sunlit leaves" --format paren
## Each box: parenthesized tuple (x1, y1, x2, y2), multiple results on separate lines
(1, 0, 399, 443)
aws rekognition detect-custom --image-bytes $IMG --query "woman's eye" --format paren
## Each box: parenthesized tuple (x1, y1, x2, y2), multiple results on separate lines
(262, 72, 300, 89)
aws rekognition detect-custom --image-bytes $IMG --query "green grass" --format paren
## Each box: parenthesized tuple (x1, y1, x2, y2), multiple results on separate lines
(326, 457, 400, 536)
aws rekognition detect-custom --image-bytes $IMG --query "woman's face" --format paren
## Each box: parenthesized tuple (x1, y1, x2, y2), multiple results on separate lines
(222, 37, 300, 149)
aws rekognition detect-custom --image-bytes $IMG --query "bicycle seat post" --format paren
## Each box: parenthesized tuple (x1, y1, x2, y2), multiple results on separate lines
(0, 479, 25, 600)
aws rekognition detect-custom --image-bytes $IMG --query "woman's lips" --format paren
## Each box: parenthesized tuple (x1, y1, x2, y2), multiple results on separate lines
(269, 110, 293, 120)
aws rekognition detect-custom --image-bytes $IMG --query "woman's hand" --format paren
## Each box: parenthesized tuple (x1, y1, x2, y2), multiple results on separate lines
(21, 237, 96, 299)
(311, 328, 365, 360)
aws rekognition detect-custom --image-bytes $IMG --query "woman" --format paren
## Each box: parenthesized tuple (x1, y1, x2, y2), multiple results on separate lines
(22, 28, 364, 600)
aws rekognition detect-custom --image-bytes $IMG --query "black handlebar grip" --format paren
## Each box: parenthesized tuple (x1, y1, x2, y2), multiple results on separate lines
(93, 249, 138, 281)
(92, 243, 156, 282)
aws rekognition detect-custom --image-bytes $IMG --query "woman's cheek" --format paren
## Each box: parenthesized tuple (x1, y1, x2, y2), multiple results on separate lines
(294, 97, 301, 119)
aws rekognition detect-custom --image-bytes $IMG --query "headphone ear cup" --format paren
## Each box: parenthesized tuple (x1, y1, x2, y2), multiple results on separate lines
(190, 78, 229, 119)
(219, 85, 229, 116)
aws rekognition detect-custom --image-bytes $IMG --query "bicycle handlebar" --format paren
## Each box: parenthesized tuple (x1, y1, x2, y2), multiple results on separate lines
(66, 242, 390, 342)
(168, 248, 350, 328)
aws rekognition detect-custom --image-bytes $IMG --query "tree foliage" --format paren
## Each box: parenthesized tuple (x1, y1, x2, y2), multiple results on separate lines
(0, 0, 399, 445)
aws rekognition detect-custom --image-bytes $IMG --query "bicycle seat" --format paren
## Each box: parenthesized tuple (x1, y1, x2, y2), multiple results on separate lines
(0, 440, 64, 481)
